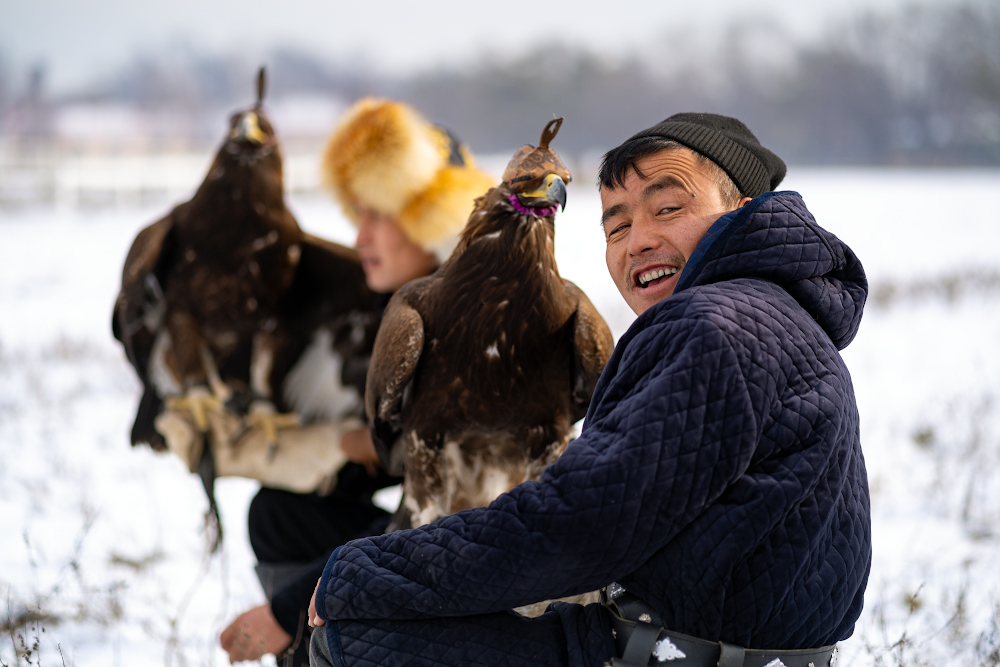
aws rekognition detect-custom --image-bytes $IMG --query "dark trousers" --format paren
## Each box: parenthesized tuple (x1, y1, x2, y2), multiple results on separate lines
(249, 487, 391, 667)
(249, 487, 391, 564)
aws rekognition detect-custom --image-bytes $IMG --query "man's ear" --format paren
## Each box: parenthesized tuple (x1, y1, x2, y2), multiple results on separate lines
(736, 196, 753, 208)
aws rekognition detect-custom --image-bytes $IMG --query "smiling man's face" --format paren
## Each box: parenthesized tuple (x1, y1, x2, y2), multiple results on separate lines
(602, 148, 749, 315)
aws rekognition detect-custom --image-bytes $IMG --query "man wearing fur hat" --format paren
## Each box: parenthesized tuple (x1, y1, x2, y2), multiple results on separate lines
(306, 113, 870, 667)
(220, 99, 494, 667)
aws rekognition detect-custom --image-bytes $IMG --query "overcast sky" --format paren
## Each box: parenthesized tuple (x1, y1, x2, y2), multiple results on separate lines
(1, 0, 965, 94)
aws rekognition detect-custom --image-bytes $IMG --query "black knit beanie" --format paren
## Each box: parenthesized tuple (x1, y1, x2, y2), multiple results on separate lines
(626, 112, 786, 198)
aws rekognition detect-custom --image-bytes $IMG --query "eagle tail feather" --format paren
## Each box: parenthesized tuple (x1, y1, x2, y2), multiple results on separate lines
(196, 438, 223, 553)
(131, 386, 166, 450)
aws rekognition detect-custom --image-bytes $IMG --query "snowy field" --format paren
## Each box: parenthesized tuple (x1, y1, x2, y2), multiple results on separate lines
(2, 167, 1000, 666)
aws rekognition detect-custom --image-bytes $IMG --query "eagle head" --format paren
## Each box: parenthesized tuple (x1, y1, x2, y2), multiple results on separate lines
(221, 67, 278, 163)
(502, 117, 572, 216)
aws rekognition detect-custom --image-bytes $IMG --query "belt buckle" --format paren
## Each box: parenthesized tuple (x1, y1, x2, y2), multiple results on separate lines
(606, 582, 627, 601)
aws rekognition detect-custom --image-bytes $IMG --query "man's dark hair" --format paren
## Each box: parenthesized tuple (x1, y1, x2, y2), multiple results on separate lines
(599, 113, 786, 204)
(598, 136, 745, 209)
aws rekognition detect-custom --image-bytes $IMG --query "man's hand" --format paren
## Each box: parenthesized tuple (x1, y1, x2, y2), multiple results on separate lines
(308, 577, 325, 628)
(219, 604, 292, 664)
(341, 428, 379, 475)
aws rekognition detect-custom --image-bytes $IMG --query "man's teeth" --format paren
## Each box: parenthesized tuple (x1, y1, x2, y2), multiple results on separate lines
(638, 267, 679, 286)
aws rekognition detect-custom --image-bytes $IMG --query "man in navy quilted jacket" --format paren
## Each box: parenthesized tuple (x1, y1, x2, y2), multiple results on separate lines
(307, 113, 871, 667)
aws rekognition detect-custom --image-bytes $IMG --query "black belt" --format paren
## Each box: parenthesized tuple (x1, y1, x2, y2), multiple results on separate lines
(601, 584, 838, 667)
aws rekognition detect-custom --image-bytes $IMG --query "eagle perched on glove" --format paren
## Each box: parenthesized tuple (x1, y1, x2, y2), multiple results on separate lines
(366, 118, 614, 530)
(112, 69, 376, 544)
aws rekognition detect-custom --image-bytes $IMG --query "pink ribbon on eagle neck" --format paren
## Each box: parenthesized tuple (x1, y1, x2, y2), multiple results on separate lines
(507, 195, 559, 218)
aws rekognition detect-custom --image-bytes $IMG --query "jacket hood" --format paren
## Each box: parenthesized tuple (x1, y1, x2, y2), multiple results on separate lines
(675, 191, 867, 349)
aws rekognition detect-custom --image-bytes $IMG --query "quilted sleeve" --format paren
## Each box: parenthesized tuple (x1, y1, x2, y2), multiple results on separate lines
(318, 303, 764, 622)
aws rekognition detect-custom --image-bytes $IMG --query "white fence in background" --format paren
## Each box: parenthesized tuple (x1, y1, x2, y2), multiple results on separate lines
(0, 145, 325, 208)
(0, 143, 579, 210)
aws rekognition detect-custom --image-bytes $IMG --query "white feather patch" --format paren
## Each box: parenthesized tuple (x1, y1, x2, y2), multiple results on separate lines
(149, 330, 182, 396)
(282, 329, 361, 422)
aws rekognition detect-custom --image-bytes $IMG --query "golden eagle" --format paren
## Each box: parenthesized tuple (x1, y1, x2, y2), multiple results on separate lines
(366, 118, 614, 530)
(112, 69, 376, 545)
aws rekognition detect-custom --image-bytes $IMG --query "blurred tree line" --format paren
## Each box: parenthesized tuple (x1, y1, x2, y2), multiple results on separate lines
(405, 1, 1000, 164)
(2, 1, 998, 164)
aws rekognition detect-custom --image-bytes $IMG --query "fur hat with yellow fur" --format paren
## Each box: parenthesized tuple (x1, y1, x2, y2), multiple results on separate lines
(322, 98, 496, 263)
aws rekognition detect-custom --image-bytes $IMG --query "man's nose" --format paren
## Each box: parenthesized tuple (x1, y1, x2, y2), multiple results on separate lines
(355, 214, 375, 248)
(627, 214, 663, 257)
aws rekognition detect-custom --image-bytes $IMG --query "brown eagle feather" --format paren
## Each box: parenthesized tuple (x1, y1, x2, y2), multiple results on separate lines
(366, 119, 613, 530)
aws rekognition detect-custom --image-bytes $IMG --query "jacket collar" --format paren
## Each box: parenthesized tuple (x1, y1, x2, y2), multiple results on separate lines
(672, 191, 868, 350)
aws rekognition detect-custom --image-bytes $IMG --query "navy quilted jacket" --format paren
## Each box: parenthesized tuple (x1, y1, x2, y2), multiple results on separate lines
(316, 191, 871, 666)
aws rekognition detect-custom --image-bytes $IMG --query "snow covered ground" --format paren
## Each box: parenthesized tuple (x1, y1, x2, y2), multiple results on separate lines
(2, 167, 1000, 665)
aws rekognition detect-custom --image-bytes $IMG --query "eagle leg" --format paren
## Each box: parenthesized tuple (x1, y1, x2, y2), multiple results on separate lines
(200, 341, 233, 403)
(162, 340, 233, 431)
(237, 332, 300, 460)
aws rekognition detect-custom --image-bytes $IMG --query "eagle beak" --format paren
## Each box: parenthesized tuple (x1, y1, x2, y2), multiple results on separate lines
(518, 173, 568, 212)
(230, 111, 268, 145)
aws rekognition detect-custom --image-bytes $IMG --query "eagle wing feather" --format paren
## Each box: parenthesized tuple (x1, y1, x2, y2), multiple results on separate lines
(113, 214, 176, 374)
(564, 280, 615, 422)
(269, 233, 376, 414)
(365, 283, 427, 475)
(282, 233, 370, 321)
(112, 212, 178, 448)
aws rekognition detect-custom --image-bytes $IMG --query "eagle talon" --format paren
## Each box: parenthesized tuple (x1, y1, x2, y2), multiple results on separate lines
(244, 402, 301, 460)
(166, 386, 225, 432)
